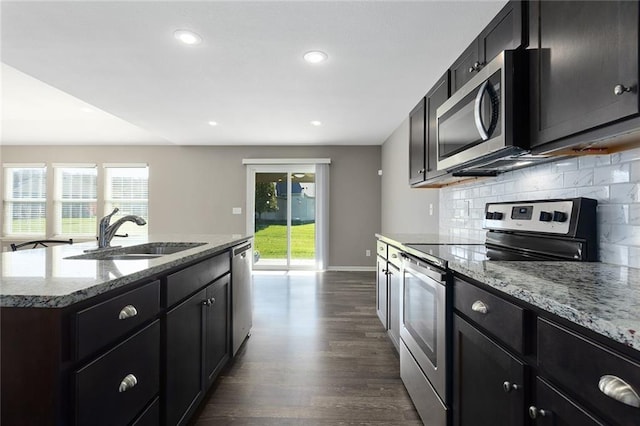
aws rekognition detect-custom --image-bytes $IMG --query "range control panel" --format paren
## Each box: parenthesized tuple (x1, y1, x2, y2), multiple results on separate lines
(484, 200, 574, 234)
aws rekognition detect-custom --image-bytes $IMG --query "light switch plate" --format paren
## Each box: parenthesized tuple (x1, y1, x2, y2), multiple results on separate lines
(232, 207, 242, 215)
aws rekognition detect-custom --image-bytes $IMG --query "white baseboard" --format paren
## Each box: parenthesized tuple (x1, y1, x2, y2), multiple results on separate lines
(326, 266, 376, 272)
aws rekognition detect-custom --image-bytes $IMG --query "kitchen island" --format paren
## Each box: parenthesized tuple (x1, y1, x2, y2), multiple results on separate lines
(0, 234, 252, 426)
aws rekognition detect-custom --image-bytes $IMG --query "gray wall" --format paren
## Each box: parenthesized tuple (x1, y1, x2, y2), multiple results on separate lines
(439, 148, 640, 267)
(380, 117, 439, 234)
(0, 145, 381, 268)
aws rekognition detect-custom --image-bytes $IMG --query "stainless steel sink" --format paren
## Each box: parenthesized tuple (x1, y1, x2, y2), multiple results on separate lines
(66, 242, 206, 260)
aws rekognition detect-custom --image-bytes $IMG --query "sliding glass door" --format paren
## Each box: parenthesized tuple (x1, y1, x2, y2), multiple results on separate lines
(249, 165, 319, 270)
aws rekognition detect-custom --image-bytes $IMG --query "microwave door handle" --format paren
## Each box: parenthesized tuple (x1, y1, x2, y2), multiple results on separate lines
(474, 80, 490, 141)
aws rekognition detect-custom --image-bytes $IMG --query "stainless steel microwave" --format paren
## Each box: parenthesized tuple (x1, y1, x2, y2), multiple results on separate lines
(436, 50, 527, 173)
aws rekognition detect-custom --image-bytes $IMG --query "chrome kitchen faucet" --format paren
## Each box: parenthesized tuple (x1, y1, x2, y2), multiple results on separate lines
(97, 207, 147, 248)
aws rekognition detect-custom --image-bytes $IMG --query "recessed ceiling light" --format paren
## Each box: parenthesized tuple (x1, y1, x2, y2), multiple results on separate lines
(174, 29, 202, 46)
(310, 120, 322, 126)
(208, 121, 218, 127)
(304, 51, 328, 64)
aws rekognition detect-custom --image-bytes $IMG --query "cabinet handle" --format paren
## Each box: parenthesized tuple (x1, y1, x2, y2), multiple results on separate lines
(241, 252, 246, 258)
(471, 300, 489, 314)
(118, 374, 138, 393)
(468, 61, 484, 73)
(598, 375, 640, 408)
(391, 253, 398, 259)
(418, 169, 425, 174)
(502, 381, 520, 393)
(118, 305, 138, 320)
(381, 268, 387, 273)
(528, 406, 549, 419)
(202, 297, 217, 307)
(614, 84, 633, 96)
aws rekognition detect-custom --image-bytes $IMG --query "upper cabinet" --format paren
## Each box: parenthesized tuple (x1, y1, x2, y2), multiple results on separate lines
(528, 0, 639, 149)
(409, 72, 450, 187)
(409, 98, 426, 185)
(451, 1, 525, 94)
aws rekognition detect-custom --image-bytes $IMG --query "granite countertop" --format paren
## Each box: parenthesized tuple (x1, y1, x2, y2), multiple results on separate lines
(378, 234, 640, 352)
(0, 234, 251, 308)
(376, 232, 484, 245)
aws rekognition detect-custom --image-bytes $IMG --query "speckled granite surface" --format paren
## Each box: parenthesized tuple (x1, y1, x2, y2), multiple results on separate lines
(0, 234, 251, 308)
(378, 235, 640, 352)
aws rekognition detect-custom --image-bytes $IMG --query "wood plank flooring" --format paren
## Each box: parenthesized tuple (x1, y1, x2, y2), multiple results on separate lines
(192, 271, 421, 425)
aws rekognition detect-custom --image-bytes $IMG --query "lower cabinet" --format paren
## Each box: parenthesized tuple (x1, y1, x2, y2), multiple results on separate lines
(376, 255, 388, 328)
(75, 320, 160, 426)
(387, 263, 401, 350)
(453, 315, 526, 426)
(165, 273, 231, 426)
(530, 377, 604, 426)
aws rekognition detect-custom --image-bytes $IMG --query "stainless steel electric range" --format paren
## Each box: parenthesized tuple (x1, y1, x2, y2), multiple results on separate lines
(398, 197, 598, 426)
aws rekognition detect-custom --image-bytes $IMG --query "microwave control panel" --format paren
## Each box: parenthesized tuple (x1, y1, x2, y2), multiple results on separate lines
(484, 200, 573, 235)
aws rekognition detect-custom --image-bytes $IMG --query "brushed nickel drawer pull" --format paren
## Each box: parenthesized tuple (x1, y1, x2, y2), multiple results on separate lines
(118, 305, 138, 320)
(598, 375, 640, 408)
(503, 381, 519, 393)
(202, 297, 216, 307)
(471, 300, 489, 314)
(528, 406, 549, 419)
(118, 374, 138, 393)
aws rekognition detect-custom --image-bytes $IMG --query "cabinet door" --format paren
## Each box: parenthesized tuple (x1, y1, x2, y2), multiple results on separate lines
(165, 288, 206, 426)
(409, 98, 426, 185)
(479, 0, 524, 65)
(453, 315, 526, 426)
(529, 0, 639, 148)
(376, 257, 388, 328)
(450, 42, 479, 94)
(425, 72, 449, 180)
(387, 263, 401, 351)
(204, 274, 231, 386)
(530, 377, 605, 426)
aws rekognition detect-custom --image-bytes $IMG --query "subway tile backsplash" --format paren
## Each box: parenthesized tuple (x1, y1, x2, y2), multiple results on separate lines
(439, 147, 640, 267)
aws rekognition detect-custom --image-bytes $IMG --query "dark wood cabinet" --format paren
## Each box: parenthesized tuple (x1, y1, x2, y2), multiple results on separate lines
(204, 274, 231, 386)
(409, 72, 449, 186)
(530, 378, 605, 426)
(529, 0, 639, 149)
(453, 314, 527, 426)
(451, 1, 524, 94)
(425, 72, 449, 182)
(409, 98, 426, 185)
(165, 287, 206, 426)
(165, 272, 232, 426)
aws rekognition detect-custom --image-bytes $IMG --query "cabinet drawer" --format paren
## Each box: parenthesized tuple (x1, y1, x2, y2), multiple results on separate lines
(75, 320, 160, 426)
(165, 251, 230, 307)
(538, 318, 640, 426)
(76, 280, 160, 360)
(454, 278, 525, 353)
(387, 245, 402, 268)
(533, 377, 605, 426)
(377, 241, 387, 259)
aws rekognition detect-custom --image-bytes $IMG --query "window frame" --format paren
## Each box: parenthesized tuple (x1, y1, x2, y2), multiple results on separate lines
(53, 163, 98, 237)
(103, 164, 149, 237)
(2, 163, 48, 237)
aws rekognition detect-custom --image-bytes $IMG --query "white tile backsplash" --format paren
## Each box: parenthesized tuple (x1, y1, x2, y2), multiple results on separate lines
(440, 150, 640, 267)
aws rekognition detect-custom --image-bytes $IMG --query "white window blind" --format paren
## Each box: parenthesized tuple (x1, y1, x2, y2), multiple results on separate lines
(104, 166, 149, 236)
(54, 166, 98, 236)
(3, 165, 47, 235)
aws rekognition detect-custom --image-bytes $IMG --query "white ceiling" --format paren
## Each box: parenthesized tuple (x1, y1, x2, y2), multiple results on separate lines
(1, 0, 506, 146)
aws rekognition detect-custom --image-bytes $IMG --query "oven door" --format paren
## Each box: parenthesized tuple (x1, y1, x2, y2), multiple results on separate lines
(437, 51, 511, 172)
(400, 255, 447, 400)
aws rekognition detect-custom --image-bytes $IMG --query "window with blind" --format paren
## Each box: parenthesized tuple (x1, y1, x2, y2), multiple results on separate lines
(54, 165, 98, 236)
(104, 166, 148, 236)
(3, 165, 47, 235)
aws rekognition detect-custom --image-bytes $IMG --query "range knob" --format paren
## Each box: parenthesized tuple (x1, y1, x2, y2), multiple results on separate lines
(493, 212, 504, 220)
(486, 212, 495, 220)
(553, 211, 567, 222)
(539, 211, 553, 222)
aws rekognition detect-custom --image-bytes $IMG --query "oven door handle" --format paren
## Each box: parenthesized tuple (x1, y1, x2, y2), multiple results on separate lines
(403, 259, 446, 283)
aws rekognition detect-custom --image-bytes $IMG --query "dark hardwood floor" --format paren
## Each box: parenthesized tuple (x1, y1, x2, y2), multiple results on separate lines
(192, 271, 421, 425)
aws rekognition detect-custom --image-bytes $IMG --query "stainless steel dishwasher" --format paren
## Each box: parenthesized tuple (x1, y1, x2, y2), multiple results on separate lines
(232, 241, 253, 356)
